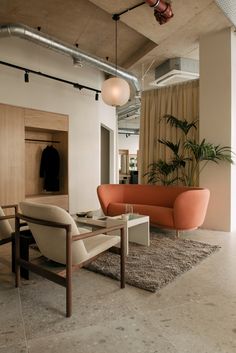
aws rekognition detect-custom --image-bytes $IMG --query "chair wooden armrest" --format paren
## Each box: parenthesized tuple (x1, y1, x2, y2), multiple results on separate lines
(72, 224, 125, 241)
(0, 204, 18, 221)
(1, 204, 18, 213)
(2, 204, 18, 210)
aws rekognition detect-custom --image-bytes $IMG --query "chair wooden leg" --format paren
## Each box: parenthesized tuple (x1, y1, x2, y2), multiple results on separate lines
(66, 282, 72, 318)
(66, 228, 72, 317)
(11, 235, 15, 273)
(120, 227, 125, 289)
(12, 231, 33, 280)
(176, 230, 180, 238)
(15, 218, 20, 288)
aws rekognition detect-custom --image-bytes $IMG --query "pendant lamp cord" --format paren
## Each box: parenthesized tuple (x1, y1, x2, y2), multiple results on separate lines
(112, 14, 120, 76)
(115, 18, 118, 74)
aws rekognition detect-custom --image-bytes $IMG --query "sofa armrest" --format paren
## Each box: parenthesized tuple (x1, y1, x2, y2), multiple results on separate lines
(173, 189, 210, 230)
(97, 185, 124, 215)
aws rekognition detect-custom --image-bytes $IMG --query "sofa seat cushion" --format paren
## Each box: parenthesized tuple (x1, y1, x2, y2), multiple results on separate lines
(107, 203, 174, 228)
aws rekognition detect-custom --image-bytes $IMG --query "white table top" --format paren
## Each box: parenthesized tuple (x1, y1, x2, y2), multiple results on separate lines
(74, 214, 149, 228)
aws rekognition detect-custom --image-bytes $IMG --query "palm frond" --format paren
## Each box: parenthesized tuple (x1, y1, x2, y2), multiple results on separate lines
(144, 160, 179, 185)
(162, 114, 198, 135)
(146, 160, 175, 176)
(171, 156, 187, 168)
(214, 145, 234, 163)
(184, 139, 234, 164)
(158, 139, 180, 155)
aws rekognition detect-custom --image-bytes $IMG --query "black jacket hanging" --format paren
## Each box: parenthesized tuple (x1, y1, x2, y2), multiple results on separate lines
(40, 145, 60, 191)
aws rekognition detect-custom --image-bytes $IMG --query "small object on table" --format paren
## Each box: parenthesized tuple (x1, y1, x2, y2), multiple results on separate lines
(125, 204, 133, 214)
(122, 214, 130, 221)
(76, 212, 88, 218)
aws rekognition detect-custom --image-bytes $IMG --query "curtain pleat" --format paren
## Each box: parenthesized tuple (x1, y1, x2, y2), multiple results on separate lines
(139, 80, 199, 184)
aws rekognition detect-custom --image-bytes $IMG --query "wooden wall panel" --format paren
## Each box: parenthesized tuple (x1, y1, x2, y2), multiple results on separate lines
(0, 103, 25, 206)
(0, 103, 69, 210)
(26, 194, 69, 210)
(24, 108, 68, 131)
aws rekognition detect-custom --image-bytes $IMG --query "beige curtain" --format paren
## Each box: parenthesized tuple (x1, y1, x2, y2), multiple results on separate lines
(139, 79, 199, 184)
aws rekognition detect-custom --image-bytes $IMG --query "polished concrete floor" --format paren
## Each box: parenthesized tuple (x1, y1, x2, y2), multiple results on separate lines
(1, 229, 236, 353)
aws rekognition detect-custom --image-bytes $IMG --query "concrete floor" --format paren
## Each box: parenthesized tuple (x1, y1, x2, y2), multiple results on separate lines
(0, 229, 236, 353)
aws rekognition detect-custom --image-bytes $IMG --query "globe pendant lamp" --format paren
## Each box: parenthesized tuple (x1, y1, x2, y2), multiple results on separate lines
(101, 16, 130, 107)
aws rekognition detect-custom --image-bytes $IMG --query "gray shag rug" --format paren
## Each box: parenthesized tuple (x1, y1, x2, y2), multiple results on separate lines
(86, 232, 220, 292)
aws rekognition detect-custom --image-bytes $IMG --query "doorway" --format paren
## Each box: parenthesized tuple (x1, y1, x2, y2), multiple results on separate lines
(101, 125, 110, 184)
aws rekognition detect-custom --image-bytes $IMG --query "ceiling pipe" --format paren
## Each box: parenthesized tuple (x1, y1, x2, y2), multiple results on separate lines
(145, 0, 174, 25)
(0, 23, 140, 93)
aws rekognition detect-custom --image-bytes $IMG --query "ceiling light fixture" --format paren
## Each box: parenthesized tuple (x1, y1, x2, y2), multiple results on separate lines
(24, 70, 29, 83)
(73, 57, 83, 68)
(101, 14, 130, 107)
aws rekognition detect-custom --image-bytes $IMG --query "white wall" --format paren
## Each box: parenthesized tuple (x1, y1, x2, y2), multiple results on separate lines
(118, 134, 139, 154)
(0, 37, 116, 213)
(199, 28, 236, 231)
(230, 31, 236, 231)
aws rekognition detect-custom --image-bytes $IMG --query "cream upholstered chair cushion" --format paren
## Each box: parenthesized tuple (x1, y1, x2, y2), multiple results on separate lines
(0, 207, 13, 240)
(20, 202, 120, 266)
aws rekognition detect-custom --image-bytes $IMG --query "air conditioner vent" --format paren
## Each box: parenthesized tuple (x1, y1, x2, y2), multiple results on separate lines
(150, 58, 199, 87)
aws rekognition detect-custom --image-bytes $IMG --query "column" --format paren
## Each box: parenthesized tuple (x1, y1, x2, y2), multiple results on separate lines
(199, 27, 236, 231)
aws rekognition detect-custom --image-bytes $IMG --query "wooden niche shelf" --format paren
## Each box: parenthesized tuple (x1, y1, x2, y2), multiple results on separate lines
(24, 108, 69, 210)
(0, 103, 69, 210)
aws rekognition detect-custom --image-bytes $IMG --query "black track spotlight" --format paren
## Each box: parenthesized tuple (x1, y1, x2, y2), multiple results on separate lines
(95, 92, 99, 101)
(24, 71, 29, 83)
(73, 83, 82, 90)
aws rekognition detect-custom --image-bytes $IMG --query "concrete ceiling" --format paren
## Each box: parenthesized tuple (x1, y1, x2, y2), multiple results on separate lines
(0, 0, 156, 69)
(89, 0, 231, 87)
(0, 0, 232, 127)
(0, 1, 231, 81)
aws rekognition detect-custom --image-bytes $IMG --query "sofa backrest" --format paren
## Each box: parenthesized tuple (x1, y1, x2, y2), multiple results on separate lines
(97, 184, 203, 213)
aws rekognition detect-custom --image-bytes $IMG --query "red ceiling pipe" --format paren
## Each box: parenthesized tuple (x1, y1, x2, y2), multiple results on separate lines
(145, 0, 174, 25)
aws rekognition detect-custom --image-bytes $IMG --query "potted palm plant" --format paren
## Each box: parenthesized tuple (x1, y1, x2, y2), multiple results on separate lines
(145, 115, 233, 186)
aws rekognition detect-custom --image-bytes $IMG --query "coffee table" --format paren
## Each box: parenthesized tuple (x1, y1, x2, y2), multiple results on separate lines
(75, 214, 150, 255)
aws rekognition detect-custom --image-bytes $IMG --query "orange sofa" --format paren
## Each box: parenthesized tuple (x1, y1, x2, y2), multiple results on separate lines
(97, 184, 210, 233)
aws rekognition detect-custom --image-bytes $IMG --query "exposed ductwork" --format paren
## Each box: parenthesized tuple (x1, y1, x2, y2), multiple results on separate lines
(145, 0, 174, 25)
(0, 23, 140, 93)
(118, 128, 139, 136)
(117, 101, 141, 121)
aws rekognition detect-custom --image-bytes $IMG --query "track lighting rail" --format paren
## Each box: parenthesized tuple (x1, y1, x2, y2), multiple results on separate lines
(0, 60, 101, 100)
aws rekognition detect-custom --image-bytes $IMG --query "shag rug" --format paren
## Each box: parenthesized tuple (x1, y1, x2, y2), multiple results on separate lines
(86, 232, 220, 292)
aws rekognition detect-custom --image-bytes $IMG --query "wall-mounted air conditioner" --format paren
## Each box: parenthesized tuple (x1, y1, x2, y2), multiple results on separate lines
(150, 57, 199, 87)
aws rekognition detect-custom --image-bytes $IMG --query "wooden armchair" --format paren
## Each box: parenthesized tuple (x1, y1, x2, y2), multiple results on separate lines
(15, 202, 126, 317)
(0, 204, 34, 279)
(0, 204, 18, 269)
